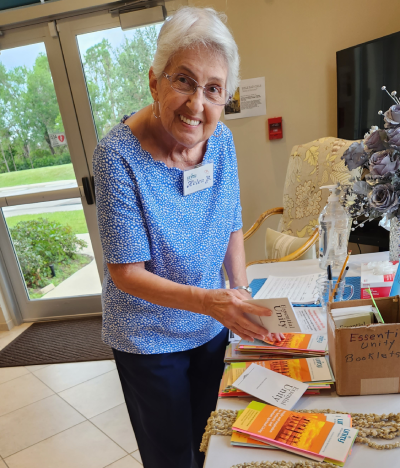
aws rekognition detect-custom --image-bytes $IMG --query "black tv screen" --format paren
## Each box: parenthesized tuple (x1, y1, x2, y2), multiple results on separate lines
(337, 31, 400, 140)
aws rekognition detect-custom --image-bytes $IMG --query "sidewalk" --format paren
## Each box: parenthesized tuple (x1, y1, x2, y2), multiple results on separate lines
(42, 233, 102, 299)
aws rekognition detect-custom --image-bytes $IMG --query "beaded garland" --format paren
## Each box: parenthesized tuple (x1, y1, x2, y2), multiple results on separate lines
(200, 408, 400, 466)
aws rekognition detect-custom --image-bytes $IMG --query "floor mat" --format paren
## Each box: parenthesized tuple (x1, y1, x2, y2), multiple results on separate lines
(0, 316, 113, 367)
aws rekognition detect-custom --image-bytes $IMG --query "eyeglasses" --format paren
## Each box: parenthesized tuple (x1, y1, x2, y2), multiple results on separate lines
(162, 72, 231, 106)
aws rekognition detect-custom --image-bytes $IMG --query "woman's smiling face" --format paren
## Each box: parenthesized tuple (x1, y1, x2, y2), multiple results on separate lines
(150, 45, 228, 149)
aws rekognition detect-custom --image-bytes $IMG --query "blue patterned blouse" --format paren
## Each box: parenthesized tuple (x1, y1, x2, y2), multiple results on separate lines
(93, 115, 242, 354)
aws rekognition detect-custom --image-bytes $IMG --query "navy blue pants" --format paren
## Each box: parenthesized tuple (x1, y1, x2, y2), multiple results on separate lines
(112, 328, 228, 468)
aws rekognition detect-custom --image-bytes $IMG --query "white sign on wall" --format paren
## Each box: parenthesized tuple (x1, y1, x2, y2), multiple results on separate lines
(224, 77, 266, 120)
(49, 132, 67, 148)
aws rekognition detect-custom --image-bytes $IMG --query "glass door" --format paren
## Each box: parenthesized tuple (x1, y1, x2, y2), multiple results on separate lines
(57, 10, 161, 167)
(0, 22, 102, 321)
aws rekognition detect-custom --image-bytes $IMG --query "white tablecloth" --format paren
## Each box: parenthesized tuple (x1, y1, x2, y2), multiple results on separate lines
(204, 251, 400, 468)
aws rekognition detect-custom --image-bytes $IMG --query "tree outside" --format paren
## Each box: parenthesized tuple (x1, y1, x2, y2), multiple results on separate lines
(0, 23, 159, 177)
(0, 23, 160, 298)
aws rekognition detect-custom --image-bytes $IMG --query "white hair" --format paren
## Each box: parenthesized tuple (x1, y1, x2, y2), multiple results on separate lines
(152, 7, 240, 96)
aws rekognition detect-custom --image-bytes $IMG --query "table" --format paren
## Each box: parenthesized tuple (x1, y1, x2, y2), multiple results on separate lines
(204, 251, 400, 468)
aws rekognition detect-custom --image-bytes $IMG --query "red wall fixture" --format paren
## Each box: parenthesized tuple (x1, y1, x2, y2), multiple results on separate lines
(268, 117, 283, 140)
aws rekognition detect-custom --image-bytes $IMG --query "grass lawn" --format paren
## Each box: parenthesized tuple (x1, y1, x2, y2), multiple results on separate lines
(0, 164, 75, 188)
(29, 254, 92, 299)
(6, 210, 88, 235)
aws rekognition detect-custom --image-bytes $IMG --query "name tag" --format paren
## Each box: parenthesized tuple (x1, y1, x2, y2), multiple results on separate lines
(183, 162, 214, 196)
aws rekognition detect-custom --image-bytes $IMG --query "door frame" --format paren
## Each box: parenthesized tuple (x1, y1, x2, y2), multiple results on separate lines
(0, 20, 103, 322)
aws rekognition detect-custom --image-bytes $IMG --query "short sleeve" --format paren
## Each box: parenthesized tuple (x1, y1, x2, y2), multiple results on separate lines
(93, 144, 151, 264)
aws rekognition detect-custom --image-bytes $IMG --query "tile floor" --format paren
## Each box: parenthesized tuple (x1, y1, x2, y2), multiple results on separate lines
(0, 324, 143, 468)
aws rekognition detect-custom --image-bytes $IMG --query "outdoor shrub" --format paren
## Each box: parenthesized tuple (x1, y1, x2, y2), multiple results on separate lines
(32, 151, 71, 168)
(9, 218, 87, 288)
(17, 249, 48, 288)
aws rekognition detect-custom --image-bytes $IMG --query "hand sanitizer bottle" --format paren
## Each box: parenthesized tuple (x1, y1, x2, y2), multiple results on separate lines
(319, 185, 349, 270)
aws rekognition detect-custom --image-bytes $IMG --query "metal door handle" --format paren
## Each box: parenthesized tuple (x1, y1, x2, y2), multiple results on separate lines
(82, 177, 94, 205)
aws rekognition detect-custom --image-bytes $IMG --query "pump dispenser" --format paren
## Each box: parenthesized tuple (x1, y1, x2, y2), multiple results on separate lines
(318, 185, 350, 270)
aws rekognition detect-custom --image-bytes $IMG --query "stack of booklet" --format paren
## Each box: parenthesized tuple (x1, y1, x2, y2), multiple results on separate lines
(231, 401, 358, 466)
(331, 305, 383, 328)
(224, 341, 311, 363)
(237, 333, 328, 359)
(219, 357, 335, 398)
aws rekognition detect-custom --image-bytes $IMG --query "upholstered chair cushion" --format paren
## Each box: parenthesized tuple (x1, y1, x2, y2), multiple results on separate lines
(265, 228, 316, 261)
(277, 137, 360, 240)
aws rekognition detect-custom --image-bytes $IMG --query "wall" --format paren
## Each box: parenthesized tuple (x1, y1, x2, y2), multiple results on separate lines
(189, 0, 400, 263)
(0, 288, 13, 331)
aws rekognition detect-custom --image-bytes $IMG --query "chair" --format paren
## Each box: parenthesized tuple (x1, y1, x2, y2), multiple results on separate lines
(244, 137, 360, 266)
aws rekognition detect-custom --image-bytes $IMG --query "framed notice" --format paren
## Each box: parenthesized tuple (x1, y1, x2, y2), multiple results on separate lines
(224, 77, 266, 120)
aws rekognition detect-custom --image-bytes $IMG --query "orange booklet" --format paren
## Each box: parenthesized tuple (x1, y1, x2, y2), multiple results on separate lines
(219, 358, 334, 397)
(232, 401, 357, 466)
(231, 409, 352, 450)
(239, 334, 327, 353)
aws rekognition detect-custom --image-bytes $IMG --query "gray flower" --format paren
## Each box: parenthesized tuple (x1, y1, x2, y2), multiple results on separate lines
(386, 127, 400, 149)
(369, 184, 399, 213)
(369, 150, 400, 176)
(353, 180, 368, 195)
(341, 141, 369, 170)
(384, 105, 400, 128)
(364, 130, 386, 152)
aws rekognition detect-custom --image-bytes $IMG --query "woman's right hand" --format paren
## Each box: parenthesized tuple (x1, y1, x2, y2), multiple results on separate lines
(202, 288, 275, 342)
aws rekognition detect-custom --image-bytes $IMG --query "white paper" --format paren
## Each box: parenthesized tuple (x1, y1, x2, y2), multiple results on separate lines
(254, 274, 320, 304)
(245, 298, 302, 333)
(183, 162, 213, 196)
(306, 357, 334, 382)
(308, 334, 328, 352)
(232, 363, 308, 410)
(224, 77, 266, 120)
(319, 425, 359, 463)
(293, 307, 327, 334)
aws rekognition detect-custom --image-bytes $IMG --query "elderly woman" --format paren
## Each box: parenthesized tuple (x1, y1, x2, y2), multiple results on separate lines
(93, 7, 282, 468)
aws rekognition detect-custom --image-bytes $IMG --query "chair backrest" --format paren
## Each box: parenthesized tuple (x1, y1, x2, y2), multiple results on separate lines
(278, 137, 360, 239)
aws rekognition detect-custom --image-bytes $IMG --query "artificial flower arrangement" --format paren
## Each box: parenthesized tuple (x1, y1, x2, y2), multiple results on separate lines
(340, 86, 400, 231)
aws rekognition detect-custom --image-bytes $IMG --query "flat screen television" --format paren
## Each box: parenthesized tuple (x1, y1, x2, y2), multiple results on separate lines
(337, 31, 400, 140)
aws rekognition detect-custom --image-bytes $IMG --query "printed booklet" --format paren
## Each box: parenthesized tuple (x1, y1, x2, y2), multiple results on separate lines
(232, 401, 358, 466)
(231, 409, 352, 451)
(219, 357, 334, 397)
(246, 298, 328, 335)
(231, 363, 309, 410)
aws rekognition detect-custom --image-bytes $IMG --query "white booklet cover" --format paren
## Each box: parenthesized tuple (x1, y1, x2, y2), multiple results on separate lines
(245, 298, 302, 333)
(246, 299, 328, 335)
(232, 363, 308, 410)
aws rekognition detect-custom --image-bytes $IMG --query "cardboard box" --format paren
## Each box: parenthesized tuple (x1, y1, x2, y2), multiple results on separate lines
(360, 261, 399, 299)
(327, 296, 400, 396)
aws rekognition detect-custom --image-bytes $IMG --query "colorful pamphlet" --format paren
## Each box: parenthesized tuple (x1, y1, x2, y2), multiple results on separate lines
(231, 409, 352, 450)
(231, 363, 309, 410)
(238, 334, 328, 356)
(233, 401, 358, 466)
